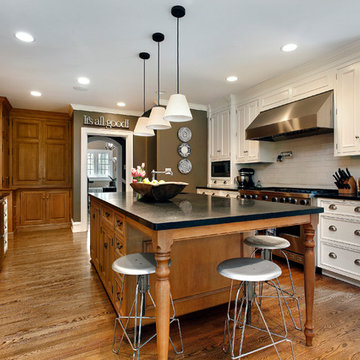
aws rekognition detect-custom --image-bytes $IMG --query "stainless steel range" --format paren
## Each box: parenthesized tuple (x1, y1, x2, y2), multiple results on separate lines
(239, 187, 334, 264)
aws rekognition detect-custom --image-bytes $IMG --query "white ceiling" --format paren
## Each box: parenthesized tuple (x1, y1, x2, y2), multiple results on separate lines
(1, 0, 360, 113)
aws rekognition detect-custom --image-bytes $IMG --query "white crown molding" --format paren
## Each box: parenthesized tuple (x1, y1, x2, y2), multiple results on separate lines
(159, 98, 208, 112)
(69, 104, 142, 117)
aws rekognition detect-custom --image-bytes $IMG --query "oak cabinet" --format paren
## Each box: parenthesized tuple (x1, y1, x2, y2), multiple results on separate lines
(209, 110, 231, 160)
(90, 202, 100, 271)
(11, 110, 71, 187)
(335, 62, 360, 156)
(0, 97, 11, 188)
(19, 189, 70, 227)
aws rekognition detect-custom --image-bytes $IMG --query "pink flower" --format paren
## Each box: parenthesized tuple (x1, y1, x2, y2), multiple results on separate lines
(131, 168, 136, 176)
(141, 162, 145, 169)
(137, 165, 141, 170)
(132, 179, 137, 183)
(141, 170, 146, 178)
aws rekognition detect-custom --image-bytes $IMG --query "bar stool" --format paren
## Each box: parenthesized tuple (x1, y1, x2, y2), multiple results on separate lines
(112, 253, 184, 359)
(244, 235, 303, 330)
(217, 257, 295, 360)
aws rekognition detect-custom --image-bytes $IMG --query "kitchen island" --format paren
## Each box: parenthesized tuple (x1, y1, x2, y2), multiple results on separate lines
(90, 192, 323, 360)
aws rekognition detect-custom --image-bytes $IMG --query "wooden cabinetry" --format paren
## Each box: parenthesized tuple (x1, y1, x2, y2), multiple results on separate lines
(317, 198, 360, 285)
(335, 62, 360, 156)
(11, 110, 71, 187)
(18, 189, 70, 228)
(209, 110, 231, 160)
(235, 100, 274, 163)
(0, 97, 11, 188)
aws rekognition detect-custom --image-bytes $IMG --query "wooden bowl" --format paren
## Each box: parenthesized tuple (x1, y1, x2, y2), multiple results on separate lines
(130, 182, 188, 202)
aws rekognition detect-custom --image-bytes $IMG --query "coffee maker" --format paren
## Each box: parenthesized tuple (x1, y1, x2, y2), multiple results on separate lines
(236, 168, 255, 189)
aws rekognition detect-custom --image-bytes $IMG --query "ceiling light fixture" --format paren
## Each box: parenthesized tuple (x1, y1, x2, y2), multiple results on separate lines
(226, 75, 238, 82)
(117, 102, 126, 107)
(134, 52, 155, 137)
(30, 90, 42, 97)
(281, 43, 298, 52)
(15, 31, 34, 43)
(147, 32, 171, 130)
(163, 5, 192, 123)
(77, 77, 90, 85)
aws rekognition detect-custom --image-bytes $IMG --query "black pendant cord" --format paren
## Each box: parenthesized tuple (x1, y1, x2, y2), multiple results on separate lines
(157, 41, 160, 105)
(143, 58, 146, 113)
(176, 17, 180, 94)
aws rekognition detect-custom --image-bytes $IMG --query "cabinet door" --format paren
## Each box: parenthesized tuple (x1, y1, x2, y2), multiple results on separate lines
(221, 110, 231, 158)
(90, 202, 101, 272)
(336, 63, 360, 156)
(20, 191, 46, 225)
(46, 190, 70, 223)
(235, 105, 247, 162)
(246, 101, 260, 161)
(43, 121, 70, 186)
(12, 119, 42, 186)
(1, 101, 10, 188)
(101, 225, 113, 294)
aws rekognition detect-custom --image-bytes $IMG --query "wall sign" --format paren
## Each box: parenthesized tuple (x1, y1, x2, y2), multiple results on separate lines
(83, 115, 130, 129)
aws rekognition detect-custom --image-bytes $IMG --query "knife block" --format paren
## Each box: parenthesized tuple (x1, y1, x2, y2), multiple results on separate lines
(338, 176, 357, 195)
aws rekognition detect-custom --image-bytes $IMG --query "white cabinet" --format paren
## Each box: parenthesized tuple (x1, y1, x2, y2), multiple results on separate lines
(235, 100, 274, 163)
(317, 198, 360, 286)
(209, 110, 231, 160)
(197, 188, 240, 199)
(335, 62, 360, 156)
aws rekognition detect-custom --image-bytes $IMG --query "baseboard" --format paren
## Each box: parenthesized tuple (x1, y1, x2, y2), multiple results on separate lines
(322, 269, 360, 287)
(71, 219, 87, 233)
(16, 223, 71, 233)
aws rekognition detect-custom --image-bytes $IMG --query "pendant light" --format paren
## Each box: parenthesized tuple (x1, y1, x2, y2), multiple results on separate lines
(163, 5, 192, 123)
(134, 52, 155, 137)
(147, 33, 171, 130)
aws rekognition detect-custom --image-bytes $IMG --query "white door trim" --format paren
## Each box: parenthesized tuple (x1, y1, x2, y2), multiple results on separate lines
(74, 127, 133, 233)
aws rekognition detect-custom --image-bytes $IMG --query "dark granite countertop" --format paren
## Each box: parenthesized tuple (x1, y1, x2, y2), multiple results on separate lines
(90, 192, 323, 231)
(315, 193, 360, 201)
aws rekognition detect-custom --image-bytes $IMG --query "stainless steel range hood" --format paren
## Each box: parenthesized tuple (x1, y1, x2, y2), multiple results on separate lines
(246, 90, 334, 141)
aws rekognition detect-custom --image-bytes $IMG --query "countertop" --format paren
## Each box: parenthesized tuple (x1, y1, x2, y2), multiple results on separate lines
(315, 193, 360, 201)
(90, 192, 323, 231)
(196, 186, 239, 191)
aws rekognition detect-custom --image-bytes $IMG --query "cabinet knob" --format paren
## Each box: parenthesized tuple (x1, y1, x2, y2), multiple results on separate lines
(104, 242, 108, 249)
(236, 195, 240, 199)
(212, 192, 216, 196)
(354, 259, 360, 266)
(354, 207, 360, 213)
(328, 252, 337, 259)
(355, 136, 359, 139)
(354, 230, 360, 236)
(226, 194, 230, 198)
(328, 225, 337, 232)
(105, 212, 111, 218)
(328, 204, 337, 210)
(116, 220, 123, 227)
(117, 242, 123, 249)
(243, 150, 248, 153)
(92, 213, 95, 219)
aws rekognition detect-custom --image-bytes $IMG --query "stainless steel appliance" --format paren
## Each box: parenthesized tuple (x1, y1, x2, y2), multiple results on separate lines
(236, 168, 255, 189)
(239, 187, 334, 264)
(211, 160, 230, 178)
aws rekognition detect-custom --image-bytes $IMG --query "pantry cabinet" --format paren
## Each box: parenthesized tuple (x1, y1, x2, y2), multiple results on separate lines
(335, 62, 360, 156)
(235, 100, 274, 163)
(0, 97, 11, 188)
(209, 109, 231, 160)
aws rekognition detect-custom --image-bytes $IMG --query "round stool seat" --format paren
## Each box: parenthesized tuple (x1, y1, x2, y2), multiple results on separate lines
(112, 253, 156, 276)
(244, 235, 290, 250)
(217, 257, 282, 282)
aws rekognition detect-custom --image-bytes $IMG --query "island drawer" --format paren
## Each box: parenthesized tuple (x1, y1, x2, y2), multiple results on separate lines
(318, 199, 360, 217)
(114, 234, 125, 256)
(319, 242, 360, 280)
(320, 216, 360, 247)
(101, 206, 114, 227)
(114, 213, 125, 236)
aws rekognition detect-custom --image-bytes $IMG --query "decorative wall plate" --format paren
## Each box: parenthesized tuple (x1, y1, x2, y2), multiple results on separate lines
(177, 127, 192, 142)
(178, 159, 192, 174)
(178, 143, 191, 158)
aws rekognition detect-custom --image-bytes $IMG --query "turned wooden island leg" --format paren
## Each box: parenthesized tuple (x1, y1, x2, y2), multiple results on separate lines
(303, 223, 315, 346)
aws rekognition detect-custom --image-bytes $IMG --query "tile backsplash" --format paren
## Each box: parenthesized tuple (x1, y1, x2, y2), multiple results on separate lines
(239, 134, 360, 189)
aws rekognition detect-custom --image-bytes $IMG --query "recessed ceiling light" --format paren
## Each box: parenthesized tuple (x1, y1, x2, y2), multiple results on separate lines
(226, 76, 238, 82)
(117, 102, 126, 107)
(30, 90, 42, 97)
(281, 43, 298, 52)
(77, 77, 90, 85)
(15, 31, 34, 43)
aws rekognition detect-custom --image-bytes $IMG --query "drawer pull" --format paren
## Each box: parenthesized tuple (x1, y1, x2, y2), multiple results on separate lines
(116, 220, 123, 227)
(92, 213, 95, 219)
(328, 252, 337, 259)
(354, 259, 360, 266)
(116, 242, 123, 249)
(236, 195, 240, 199)
(105, 212, 111, 218)
(355, 207, 360, 213)
(212, 193, 216, 196)
(328, 225, 337, 232)
(328, 204, 337, 210)
(354, 230, 360, 236)
(104, 242, 108, 249)
(226, 194, 230, 198)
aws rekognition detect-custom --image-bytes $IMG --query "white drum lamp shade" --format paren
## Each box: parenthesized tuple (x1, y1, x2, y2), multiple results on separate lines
(164, 94, 192, 122)
(147, 106, 171, 129)
(134, 116, 155, 137)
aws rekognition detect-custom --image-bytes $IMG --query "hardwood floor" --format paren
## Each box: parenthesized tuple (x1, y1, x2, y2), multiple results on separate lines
(0, 229, 359, 360)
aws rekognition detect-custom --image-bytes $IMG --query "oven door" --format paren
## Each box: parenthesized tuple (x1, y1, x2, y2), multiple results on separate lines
(211, 161, 230, 178)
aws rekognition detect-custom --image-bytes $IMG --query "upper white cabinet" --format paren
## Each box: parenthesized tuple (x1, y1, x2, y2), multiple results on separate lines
(235, 100, 274, 163)
(335, 62, 360, 156)
(209, 109, 231, 160)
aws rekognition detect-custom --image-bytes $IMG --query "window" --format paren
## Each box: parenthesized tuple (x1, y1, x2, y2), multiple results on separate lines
(87, 150, 113, 179)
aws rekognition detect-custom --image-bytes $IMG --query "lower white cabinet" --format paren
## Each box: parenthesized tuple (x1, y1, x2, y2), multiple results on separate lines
(197, 188, 240, 199)
(317, 198, 360, 285)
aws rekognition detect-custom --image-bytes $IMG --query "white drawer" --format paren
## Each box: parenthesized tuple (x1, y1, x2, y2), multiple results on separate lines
(320, 216, 360, 247)
(220, 191, 240, 199)
(211, 178, 231, 187)
(319, 242, 360, 281)
(318, 198, 360, 217)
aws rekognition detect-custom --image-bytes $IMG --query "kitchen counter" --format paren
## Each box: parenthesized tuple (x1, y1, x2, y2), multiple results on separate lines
(314, 192, 360, 201)
(196, 186, 239, 191)
(90, 192, 321, 359)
